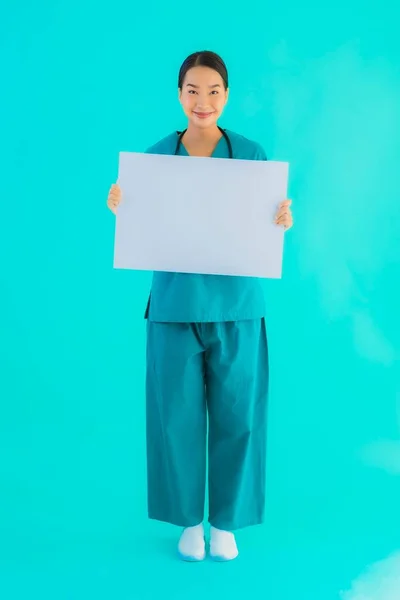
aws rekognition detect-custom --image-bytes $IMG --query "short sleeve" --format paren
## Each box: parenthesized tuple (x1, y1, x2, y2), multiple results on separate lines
(254, 143, 268, 161)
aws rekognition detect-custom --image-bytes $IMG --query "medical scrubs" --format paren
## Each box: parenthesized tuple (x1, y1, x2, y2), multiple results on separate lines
(144, 130, 269, 531)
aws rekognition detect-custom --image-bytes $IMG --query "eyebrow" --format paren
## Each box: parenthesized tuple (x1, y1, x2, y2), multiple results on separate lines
(186, 83, 221, 88)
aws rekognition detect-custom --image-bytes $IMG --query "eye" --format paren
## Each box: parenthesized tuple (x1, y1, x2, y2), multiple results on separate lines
(188, 90, 197, 94)
(211, 90, 219, 95)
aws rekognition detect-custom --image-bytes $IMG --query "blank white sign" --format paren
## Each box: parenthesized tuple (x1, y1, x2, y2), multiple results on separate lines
(114, 152, 288, 279)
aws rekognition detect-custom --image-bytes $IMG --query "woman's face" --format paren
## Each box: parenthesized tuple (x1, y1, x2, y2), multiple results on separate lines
(179, 66, 229, 129)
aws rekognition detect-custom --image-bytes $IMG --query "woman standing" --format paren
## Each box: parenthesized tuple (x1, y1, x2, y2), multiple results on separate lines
(107, 50, 293, 562)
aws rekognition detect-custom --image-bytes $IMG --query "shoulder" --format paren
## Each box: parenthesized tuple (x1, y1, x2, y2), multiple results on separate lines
(225, 129, 267, 160)
(145, 132, 178, 155)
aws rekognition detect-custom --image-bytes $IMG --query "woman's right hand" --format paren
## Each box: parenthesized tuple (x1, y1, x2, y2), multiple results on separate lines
(107, 183, 122, 215)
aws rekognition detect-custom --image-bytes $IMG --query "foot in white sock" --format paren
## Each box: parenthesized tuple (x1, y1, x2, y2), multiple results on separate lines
(209, 526, 239, 561)
(178, 524, 206, 562)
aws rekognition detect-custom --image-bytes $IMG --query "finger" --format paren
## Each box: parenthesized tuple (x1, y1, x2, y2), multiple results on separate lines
(276, 216, 292, 226)
(280, 199, 292, 207)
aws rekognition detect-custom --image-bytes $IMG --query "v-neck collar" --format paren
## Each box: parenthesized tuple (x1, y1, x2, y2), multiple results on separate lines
(177, 132, 226, 158)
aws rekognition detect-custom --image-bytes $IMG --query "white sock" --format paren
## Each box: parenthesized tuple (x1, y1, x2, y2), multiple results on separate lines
(178, 524, 206, 561)
(210, 526, 239, 561)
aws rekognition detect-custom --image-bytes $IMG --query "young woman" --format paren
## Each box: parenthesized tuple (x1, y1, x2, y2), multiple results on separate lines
(107, 51, 293, 562)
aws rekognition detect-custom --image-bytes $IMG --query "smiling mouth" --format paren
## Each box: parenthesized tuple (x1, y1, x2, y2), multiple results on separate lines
(193, 112, 214, 118)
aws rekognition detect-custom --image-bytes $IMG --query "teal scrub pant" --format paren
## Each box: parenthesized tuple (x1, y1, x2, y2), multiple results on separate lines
(145, 319, 269, 531)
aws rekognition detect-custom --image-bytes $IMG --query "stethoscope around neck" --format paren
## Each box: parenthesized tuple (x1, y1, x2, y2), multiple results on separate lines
(174, 126, 233, 159)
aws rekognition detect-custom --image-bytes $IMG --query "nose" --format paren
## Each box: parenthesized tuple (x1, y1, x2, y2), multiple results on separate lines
(195, 92, 211, 107)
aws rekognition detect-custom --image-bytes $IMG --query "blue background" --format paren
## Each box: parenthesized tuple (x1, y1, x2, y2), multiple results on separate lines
(1, 1, 399, 598)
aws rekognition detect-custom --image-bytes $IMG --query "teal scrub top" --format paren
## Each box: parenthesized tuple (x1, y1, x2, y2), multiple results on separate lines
(145, 129, 268, 323)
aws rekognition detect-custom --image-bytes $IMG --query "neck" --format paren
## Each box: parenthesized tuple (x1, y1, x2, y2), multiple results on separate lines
(184, 123, 221, 144)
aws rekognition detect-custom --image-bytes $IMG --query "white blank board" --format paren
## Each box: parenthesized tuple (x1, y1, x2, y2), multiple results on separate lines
(114, 152, 288, 279)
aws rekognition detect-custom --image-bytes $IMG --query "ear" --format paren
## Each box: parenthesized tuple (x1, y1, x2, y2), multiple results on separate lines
(225, 87, 230, 105)
(178, 87, 182, 103)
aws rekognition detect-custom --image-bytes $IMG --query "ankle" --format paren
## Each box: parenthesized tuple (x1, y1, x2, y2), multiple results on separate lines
(210, 526, 234, 536)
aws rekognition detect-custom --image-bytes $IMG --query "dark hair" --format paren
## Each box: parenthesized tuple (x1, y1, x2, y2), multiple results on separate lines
(178, 51, 229, 90)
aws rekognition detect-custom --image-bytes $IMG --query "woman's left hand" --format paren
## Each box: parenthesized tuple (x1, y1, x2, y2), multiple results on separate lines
(275, 199, 293, 230)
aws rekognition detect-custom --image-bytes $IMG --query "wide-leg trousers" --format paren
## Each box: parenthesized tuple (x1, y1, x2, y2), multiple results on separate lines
(145, 319, 269, 531)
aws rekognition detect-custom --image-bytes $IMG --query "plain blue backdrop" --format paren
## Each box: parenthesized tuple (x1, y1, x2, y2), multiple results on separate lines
(1, 1, 399, 598)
